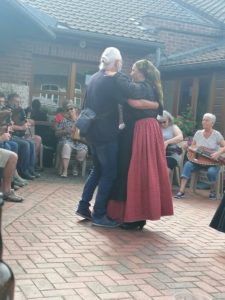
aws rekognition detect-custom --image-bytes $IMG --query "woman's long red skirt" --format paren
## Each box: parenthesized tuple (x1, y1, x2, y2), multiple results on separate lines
(107, 118, 173, 223)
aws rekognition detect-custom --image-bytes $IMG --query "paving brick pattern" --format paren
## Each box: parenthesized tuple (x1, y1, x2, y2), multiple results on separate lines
(2, 170, 225, 300)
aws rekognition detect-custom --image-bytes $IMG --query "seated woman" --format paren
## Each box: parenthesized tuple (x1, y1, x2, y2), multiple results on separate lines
(175, 113, 225, 200)
(56, 104, 88, 177)
(158, 110, 183, 174)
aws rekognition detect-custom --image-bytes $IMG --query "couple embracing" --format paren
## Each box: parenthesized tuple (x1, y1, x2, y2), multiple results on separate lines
(76, 47, 173, 229)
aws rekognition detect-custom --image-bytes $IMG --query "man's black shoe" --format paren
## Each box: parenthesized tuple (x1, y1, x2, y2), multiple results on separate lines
(20, 172, 35, 180)
(33, 172, 41, 178)
(76, 208, 92, 220)
(29, 170, 41, 178)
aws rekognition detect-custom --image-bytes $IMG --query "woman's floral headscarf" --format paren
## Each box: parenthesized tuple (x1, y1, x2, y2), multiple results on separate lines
(135, 59, 163, 107)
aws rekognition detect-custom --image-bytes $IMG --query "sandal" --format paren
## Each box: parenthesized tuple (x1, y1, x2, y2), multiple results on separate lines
(72, 169, 78, 176)
(3, 190, 24, 203)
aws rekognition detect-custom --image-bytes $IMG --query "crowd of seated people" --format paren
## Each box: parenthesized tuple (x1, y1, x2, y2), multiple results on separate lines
(25, 99, 88, 177)
(0, 92, 43, 202)
(7, 93, 42, 179)
(2, 88, 225, 203)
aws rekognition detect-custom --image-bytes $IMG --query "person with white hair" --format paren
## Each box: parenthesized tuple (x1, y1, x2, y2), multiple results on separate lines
(158, 110, 183, 173)
(75, 47, 127, 228)
(175, 113, 225, 199)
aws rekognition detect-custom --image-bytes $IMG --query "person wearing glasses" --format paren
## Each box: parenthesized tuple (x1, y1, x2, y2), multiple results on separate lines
(55, 103, 88, 177)
(158, 110, 183, 174)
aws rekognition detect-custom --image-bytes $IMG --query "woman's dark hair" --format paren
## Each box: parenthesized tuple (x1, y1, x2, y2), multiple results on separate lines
(135, 59, 163, 107)
(32, 99, 41, 111)
(8, 93, 19, 102)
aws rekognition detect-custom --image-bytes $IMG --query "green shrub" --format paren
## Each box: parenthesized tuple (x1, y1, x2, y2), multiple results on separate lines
(174, 106, 196, 137)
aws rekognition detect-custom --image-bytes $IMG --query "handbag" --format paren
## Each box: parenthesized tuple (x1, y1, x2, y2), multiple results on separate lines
(166, 144, 182, 156)
(75, 108, 96, 136)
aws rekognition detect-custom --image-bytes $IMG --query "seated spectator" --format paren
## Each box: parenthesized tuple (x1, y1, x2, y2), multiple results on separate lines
(0, 130, 27, 188)
(7, 93, 40, 179)
(27, 99, 57, 154)
(0, 148, 23, 202)
(26, 99, 48, 134)
(175, 113, 225, 200)
(0, 96, 28, 187)
(54, 107, 65, 129)
(158, 110, 183, 174)
(55, 104, 88, 177)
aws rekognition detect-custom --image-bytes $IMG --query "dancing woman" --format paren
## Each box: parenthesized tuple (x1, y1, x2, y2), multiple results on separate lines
(107, 59, 173, 229)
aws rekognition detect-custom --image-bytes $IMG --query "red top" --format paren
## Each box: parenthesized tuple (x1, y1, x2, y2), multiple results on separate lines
(54, 113, 64, 123)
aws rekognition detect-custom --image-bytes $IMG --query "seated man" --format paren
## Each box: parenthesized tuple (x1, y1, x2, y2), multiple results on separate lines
(0, 148, 23, 202)
(7, 93, 40, 179)
(55, 104, 88, 177)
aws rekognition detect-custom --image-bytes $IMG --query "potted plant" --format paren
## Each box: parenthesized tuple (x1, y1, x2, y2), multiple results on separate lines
(174, 106, 196, 145)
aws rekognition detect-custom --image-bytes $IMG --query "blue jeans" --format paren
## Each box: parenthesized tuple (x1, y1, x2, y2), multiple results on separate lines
(0, 141, 18, 153)
(12, 136, 35, 174)
(182, 161, 220, 183)
(79, 141, 118, 218)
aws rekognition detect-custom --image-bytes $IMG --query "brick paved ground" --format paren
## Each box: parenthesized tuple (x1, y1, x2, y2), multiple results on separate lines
(2, 169, 225, 300)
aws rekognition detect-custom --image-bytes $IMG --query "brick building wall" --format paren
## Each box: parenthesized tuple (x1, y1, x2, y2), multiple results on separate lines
(0, 39, 33, 84)
(144, 16, 223, 55)
(0, 38, 139, 106)
(0, 39, 33, 106)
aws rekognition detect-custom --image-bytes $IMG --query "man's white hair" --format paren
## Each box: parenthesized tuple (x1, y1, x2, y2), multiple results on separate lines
(99, 47, 122, 71)
(203, 113, 216, 125)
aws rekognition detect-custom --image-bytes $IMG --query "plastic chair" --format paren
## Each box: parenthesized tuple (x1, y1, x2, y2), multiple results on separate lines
(189, 165, 224, 200)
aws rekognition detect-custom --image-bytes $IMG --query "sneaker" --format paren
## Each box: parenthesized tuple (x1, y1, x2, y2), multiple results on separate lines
(209, 192, 216, 200)
(92, 215, 120, 228)
(174, 191, 185, 199)
(13, 178, 26, 187)
(3, 190, 24, 203)
(76, 207, 92, 220)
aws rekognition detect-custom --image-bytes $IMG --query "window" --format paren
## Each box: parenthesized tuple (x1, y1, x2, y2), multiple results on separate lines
(179, 79, 193, 114)
(40, 84, 60, 105)
(196, 77, 210, 124)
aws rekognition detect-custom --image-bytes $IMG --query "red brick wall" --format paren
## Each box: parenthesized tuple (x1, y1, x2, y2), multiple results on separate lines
(0, 39, 138, 83)
(0, 39, 32, 84)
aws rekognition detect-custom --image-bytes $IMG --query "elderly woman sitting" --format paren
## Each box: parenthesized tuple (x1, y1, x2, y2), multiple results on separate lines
(56, 104, 88, 177)
(158, 110, 183, 174)
(175, 113, 225, 200)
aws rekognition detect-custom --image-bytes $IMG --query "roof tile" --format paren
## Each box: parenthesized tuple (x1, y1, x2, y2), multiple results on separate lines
(161, 42, 225, 69)
(20, 0, 212, 43)
(177, 0, 225, 25)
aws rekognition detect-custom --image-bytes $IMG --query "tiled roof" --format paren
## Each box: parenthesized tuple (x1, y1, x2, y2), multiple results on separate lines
(176, 0, 225, 25)
(19, 0, 213, 44)
(161, 42, 225, 70)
